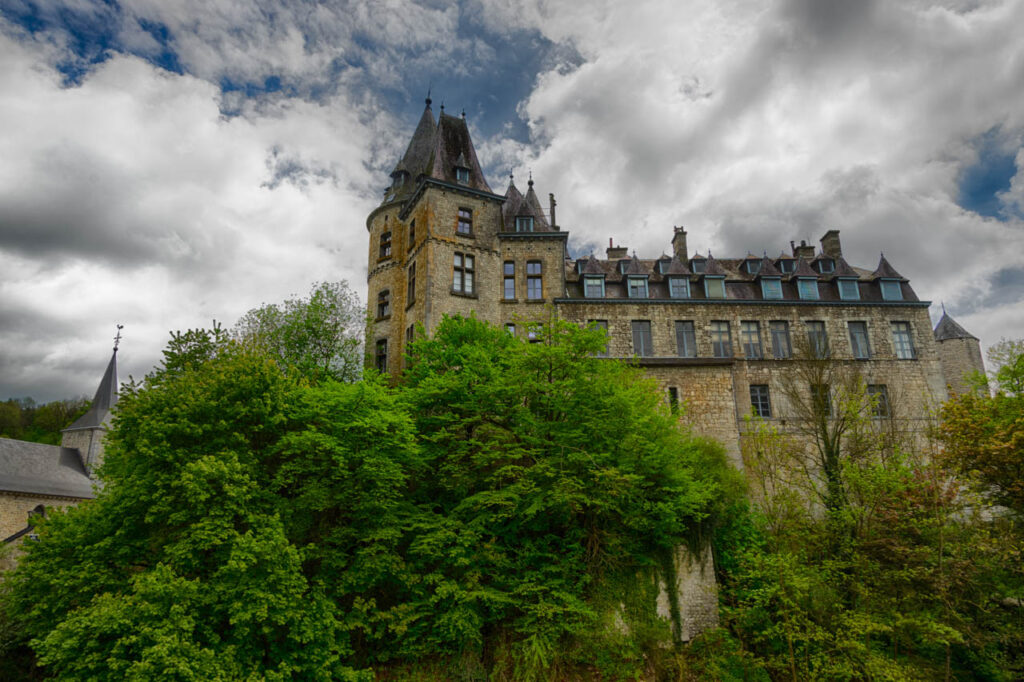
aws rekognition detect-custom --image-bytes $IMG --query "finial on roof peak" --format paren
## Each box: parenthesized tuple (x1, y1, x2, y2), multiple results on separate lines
(440, 101, 445, 112)
(461, 108, 466, 119)
(425, 85, 431, 107)
(113, 324, 124, 352)
(528, 170, 533, 188)
(942, 301, 946, 314)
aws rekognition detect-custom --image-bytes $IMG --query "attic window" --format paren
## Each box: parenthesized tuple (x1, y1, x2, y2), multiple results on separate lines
(760, 277, 782, 300)
(690, 259, 706, 274)
(745, 260, 762, 274)
(627, 276, 649, 299)
(817, 259, 835, 274)
(797, 278, 819, 300)
(393, 172, 406, 188)
(668, 276, 690, 299)
(880, 279, 903, 301)
(838, 278, 860, 301)
(584, 275, 605, 298)
(777, 259, 795, 274)
(704, 276, 725, 299)
(516, 216, 534, 232)
(455, 167, 470, 183)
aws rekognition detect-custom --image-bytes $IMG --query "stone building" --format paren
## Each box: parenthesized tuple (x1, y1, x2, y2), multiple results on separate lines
(365, 99, 984, 638)
(0, 345, 117, 555)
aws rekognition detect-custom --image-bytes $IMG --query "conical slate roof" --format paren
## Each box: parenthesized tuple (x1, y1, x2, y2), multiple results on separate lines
(428, 112, 493, 192)
(578, 254, 605, 275)
(790, 257, 819, 279)
(933, 312, 978, 341)
(65, 350, 118, 431)
(755, 255, 782, 278)
(662, 254, 692, 275)
(393, 99, 436, 179)
(833, 256, 860, 278)
(702, 254, 727, 276)
(871, 254, 906, 280)
(502, 177, 551, 230)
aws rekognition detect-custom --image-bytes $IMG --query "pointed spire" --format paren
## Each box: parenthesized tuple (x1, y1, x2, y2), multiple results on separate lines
(392, 96, 437, 185)
(64, 341, 120, 432)
(934, 311, 978, 341)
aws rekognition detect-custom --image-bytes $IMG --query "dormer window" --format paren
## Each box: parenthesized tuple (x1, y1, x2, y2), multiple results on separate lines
(668, 276, 690, 299)
(455, 166, 470, 183)
(392, 172, 407, 188)
(880, 279, 903, 301)
(627, 276, 649, 299)
(760, 277, 783, 300)
(777, 259, 795, 274)
(838, 278, 860, 301)
(584, 275, 605, 298)
(704, 276, 726, 299)
(516, 216, 534, 232)
(816, 259, 835, 274)
(797, 278, 819, 300)
(745, 260, 762, 275)
(690, 258, 706, 274)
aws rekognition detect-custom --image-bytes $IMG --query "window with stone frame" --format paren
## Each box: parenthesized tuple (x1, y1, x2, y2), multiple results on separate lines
(631, 320, 653, 357)
(453, 252, 475, 294)
(710, 320, 732, 358)
(406, 324, 415, 346)
(811, 383, 832, 417)
(848, 321, 871, 359)
(770, 320, 792, 359)
(375, 339, 388, 372)
(457, 207, 473, 235)
(505, 323, 516, 336)
(503, 261, 516, 299)
(406, 261, 416, 305)
(590, 319, 610, 357)
(407, 220, 415, 251)
(668, 387, 680, 414)
(376, 290, 390, 319)
(379, 230, 392, 259)
(750, 384, 772, 418)
(675, 321, 697, 358)
(741, 321, 763, 359)
(891, 321, 916, 359)
(526, 261, 543, 300)
(806, 320, 829, 358)
(868, 384, 890, 418)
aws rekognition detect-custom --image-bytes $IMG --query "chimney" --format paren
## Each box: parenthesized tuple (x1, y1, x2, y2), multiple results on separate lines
(607, 238, 628, 260)
(820, 229, 842, 259)
(793, 239, 815, 259)
(549, 193, 558, 231)
(671, 226, 688, 260)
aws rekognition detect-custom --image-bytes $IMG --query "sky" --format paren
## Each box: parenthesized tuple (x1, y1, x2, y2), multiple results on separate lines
(1, 0, 1023, 401)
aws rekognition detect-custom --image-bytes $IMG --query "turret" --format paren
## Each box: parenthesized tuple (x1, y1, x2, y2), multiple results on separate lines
(61, 328, 121, 475)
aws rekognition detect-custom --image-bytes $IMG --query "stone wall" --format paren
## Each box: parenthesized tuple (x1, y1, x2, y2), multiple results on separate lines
(0, 491, 84, 569)
(936, 336, 986, 395)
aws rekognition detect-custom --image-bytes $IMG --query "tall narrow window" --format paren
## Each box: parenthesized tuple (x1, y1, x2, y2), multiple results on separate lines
(891, 321, 915, 359)
(806, 321, 829, 358)
(710, 321, 732, 358)
(838, 278, 859, 300)
(848, 321, 871, 359)
(668, 276, 690, 299)
(405, 324, 415, 345)
(590, 319, 609, 357)
(880, 279, 903, 301)
(798, 278, 819, 300)
(868, 384, 890, 417)
(457, 208, 472, 235)
(811, 384, 832, 417)
(379, 231, 392, 259)
(527, 261, 543, 300)
(375, 339, 388, 372)
(584, 275, 605, 298)
(407, 220, 415, 251)
(453, 253, 475, 294)
(631, 320, 653, 357)
(705, 276, 726, 299)
(675, 321, 697, 358)
(770, 321, 792, 359)
(761, 277, 783, 300)
(741, 321, 763, 359)
(750, 385, 772, 418)
(455, 167, 470, 183)
(376, 290, 390, 319)
(516, 216, 534, 232)
(668, 387, 680, 414)
(407, 261, 416, 304)
(503, 261, 516, 299)
(628, 276, 648, 299)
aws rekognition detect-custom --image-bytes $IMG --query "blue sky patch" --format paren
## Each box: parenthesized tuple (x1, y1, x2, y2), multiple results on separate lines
(958, 127, 1018, 219)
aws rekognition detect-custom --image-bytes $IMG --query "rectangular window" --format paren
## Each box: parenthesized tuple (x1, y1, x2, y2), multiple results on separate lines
(741, 321, 763, 359)
(710, 320, 732, 358)
(838, 278, 860, 300)
(453, 252, 474, 294)
(761, 277, 783, 300)
(584, 276, 605, 298)
(705, 277, 726, 299)
(778, 259, 795, 274)
(590, 319, 609, 357)
(746, 260, 762, 274)
(750, 385, 772, 418)
(691, 259, 706, 274)
(811, 384, 832, 417)
(376, 290, 390, 319)
(407, 220, 415, 251)
(668, 277, 690, 299)
(798, 278, 819, 300)
(379, 231, 392, 259)
(456, 167, 470, 183)
(406, 324, 415, 345)
(527, 261, 543, 300)
(868, 384, 890, 418)
(806, 321, 829, 358)
(881, 280, 903, 301)
(516, 216, 534, 232)
(668, 387, 680, 414)
(817, 259, 835, 274)
(631, 320, 653, 357)
(407, 261, 416, 304)
(848, 321, 871, 359)
(527, 326, 540, 343)
(505, 323, 516, 336)
(375, 339, 388, 372)
(457, 208, 472, 235)
(628, 276, 648, 299)
(503, 261, 516, 300)
(891, 321, 916, 359)
(770, 321, 792, 359)
(675, 321, 697, 358)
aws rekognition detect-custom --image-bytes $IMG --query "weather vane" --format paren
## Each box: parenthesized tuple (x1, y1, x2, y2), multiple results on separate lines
(113, 324, 124, 352)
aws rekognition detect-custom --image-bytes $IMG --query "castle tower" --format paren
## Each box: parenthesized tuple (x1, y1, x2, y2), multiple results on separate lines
(60, 343, 119, 474)
(933, 311, 985, 394)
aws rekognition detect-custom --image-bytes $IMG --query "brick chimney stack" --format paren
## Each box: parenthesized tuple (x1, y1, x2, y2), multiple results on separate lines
(792, 239, 816, 259)
(607, 238, 628, 260)
(820, 230, 842, 259)
(671, 226, 688, 260)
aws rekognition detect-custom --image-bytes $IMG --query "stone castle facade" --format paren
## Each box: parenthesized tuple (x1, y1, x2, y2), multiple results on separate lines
(366, 99, 984, 465)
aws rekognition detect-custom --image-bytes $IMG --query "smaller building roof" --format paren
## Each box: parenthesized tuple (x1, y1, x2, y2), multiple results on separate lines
(0, 438, 95, 499)
(871, 253, 907, 281)
(933, 312, 978, 341)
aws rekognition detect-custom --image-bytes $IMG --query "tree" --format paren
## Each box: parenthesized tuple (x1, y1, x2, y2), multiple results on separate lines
(233, 281, 364, 383)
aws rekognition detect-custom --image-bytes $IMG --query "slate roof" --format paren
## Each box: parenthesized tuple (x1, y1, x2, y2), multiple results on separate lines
(662, 255, 692, 275)
(502, 178, 551, 231)
(702, 254, 727, 276)
(833, 256, 860, 278)
(756, 255, 782, 278)
(934, 312, 978, 341)
(65, 350, 118, 431)
(0, 438, 95, 499)
(790, 257, 819, 279)
(871, 254, 907, 281)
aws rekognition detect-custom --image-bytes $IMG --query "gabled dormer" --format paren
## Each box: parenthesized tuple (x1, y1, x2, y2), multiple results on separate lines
(699, 254, 727, 299)
(871, 254, 907, 301)
(661, 254, 692, 299)
(754, 255, 783, 300)
(622, 255, 650, 299)
(502, 174, 552, 233)
(578, 254, 606, 298)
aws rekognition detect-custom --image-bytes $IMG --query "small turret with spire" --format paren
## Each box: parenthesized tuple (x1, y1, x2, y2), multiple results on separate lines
(61, 326, 121, 475)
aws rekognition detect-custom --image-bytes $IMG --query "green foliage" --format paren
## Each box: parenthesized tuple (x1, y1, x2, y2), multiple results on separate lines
(0, 397, 90, 445)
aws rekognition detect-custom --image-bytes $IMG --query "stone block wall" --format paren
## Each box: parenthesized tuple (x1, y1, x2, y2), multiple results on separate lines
(936, 336, 986, 395)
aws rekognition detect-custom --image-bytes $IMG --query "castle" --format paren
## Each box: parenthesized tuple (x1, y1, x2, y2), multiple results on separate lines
(367, 98, 984, 464)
